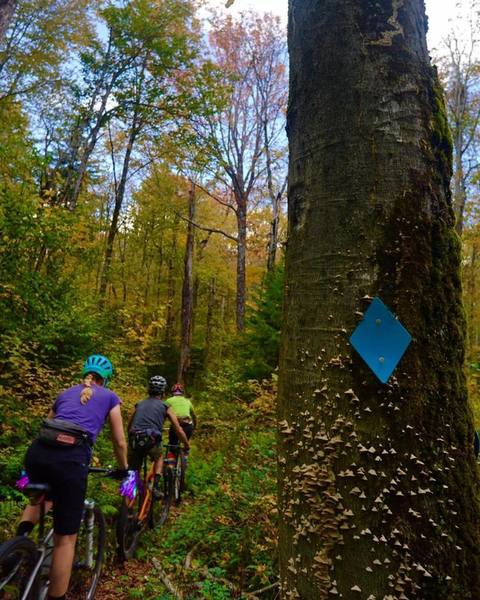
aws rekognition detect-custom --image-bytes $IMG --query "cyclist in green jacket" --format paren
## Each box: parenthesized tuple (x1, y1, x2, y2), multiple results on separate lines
(165, 383, 197, 452)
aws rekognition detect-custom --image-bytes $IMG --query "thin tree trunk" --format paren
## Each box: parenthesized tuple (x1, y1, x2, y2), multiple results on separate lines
(164, 222, 178, 344)
(61, 32, 116, 210)
(453, 128, 467, 235)
(156, 236, 164, 307)
(178, 182, 196, 383)
(0, 0, 15, 42)
(267, 191, 281, 272)
(236, 201, 247, 332)
(278, 1, 480, 598)
(467, 242, 478, 360)
(99, 114, 141, 300)
(204, 277, 216, 368)
(264, 119, 284, 272)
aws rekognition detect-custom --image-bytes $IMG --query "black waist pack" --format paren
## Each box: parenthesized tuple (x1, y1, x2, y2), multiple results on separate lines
(37, 419, 92, 447)
(129, 429, 161, 452)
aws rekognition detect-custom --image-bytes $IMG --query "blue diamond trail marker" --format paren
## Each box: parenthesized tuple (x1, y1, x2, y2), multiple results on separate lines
(349, 297, 412, 384)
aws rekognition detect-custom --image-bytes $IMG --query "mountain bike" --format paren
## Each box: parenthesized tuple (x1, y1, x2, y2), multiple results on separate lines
(165, 444, 186, 506)
(116, 454, 172, 562)
(0, 467, 111, 600)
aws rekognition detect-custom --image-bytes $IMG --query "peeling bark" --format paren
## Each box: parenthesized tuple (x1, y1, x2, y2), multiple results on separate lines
(278, 1, 480, 598)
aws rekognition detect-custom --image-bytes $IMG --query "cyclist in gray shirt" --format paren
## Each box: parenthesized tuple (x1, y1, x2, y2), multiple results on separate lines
(127, 375, 189, 497)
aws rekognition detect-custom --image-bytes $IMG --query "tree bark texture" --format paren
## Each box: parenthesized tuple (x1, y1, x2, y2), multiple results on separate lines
(177, 182, 196, 384)
(0, 0, 15, 42)
(236, 201, 247, 332)
(278, 1, 480, 599)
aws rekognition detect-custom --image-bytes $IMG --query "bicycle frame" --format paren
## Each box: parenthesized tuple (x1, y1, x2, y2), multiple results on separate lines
(17, 499, 99, 600)
(13, 467, 108, 600)
(137, 461, 156, 523)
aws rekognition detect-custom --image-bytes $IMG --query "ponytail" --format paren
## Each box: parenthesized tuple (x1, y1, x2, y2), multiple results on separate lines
(80, 374, 94, 405)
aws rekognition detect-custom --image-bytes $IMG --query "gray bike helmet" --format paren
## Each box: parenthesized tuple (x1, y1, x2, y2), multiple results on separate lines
(148, 375, 167, 396)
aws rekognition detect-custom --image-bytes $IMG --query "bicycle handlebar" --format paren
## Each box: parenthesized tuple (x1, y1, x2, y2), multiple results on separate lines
(88, 467, 124, 479)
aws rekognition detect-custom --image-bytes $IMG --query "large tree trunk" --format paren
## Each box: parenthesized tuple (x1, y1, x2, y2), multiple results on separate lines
(0, 0, 15, 42)
(278, 1, 480, 599)
(177, 182, 196, 383)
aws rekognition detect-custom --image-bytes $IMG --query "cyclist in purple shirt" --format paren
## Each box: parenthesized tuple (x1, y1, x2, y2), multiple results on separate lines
(16, 355, 128, 600)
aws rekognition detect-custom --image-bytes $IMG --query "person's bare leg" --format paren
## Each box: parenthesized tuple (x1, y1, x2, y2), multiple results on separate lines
(48, 533, 77, 597)
(19, 501, 53, 526)
(154, 455, 164, 476)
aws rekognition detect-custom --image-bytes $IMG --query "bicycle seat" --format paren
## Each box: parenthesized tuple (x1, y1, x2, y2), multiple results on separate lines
(24, 483, 51, 502)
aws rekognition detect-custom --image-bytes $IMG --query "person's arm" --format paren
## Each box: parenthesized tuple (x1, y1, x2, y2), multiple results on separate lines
(108, 404, 128, 470)
(127, 410, 135, 432)
(47, 407, 55, 418)
(166, 408, 190, 449)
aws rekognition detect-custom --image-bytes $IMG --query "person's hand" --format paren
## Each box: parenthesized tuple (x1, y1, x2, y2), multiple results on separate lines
(183, 442, 190, 452)
(109, 468, 129, 480)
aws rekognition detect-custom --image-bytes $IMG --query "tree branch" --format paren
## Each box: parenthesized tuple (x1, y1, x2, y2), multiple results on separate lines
(189, 179, 237, 213)
(152, 557, 184, 599)
(175, 212, 238, 242)
(242, 581, 280, 598)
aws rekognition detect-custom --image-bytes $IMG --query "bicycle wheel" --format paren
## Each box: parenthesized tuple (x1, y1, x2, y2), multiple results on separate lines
(69, 505, 105, 600)
(149, 469, 172, 529)
(0, 536, 38, 600)
(174, 454, 185, 506)
(116, 498, 142, 561)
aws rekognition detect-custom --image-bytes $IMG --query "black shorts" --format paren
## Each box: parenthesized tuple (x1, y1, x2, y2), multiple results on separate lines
(168, 421, 193, 446)
(128, 442, 163, 472)
(25, 439, 90, 535)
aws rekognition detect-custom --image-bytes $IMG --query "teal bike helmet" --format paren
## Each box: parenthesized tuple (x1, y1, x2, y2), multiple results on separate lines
(82, 354, 113, 386)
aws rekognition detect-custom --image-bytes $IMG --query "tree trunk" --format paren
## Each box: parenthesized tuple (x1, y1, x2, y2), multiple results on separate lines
(156, 236, 164, 307)
(278, 1, 480, 599)
(204, 277, 216, 368)
(177, 182, 196, 383)
(236, 201, 247, 332)
(453, 127, 467, 235)
(164, 222, 178, 344)
(467, 241, 478, 360)
(99, 115, 140, 300)
(0, 0, 15, 42)
(61, 33, 116, 211)
(267, 191, 281, 272)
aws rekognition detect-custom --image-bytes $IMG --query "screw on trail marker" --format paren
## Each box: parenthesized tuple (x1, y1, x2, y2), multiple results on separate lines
(349, 297, 412, 384)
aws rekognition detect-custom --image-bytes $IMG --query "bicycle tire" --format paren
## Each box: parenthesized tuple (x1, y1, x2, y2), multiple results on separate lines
(174, 454, 185, 506)
(116, 499, 141, 561)
(69, 505, 105, 600)
(0, 536, 38, 600)
(150, 468, 173, 529)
